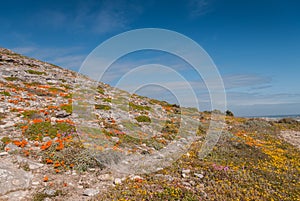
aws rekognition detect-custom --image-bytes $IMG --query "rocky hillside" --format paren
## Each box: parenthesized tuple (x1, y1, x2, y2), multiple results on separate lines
(0, 48, 299, 200)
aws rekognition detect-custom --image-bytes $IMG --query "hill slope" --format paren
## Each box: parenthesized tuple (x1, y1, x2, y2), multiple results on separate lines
(0, 48, 299, 200)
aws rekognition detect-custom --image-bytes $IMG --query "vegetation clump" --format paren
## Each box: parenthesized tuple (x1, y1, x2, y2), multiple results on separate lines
(0, 91, 11, 96)
(135, 115, 151, 123)
(129, 102, 151, 111)
(95, 104, 111, 110)
(26, 69, 46, 75)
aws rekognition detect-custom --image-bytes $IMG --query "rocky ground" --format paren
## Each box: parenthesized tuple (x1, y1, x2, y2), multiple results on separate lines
(0, 48, 299, 200)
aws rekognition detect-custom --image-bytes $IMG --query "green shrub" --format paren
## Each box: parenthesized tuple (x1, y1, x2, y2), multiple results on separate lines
(61, 104, 72, 113)
(22, 110, 39, 119)
(95, 104, 111, 110)
(23, 122, 75, 141)
(0, 91, 11, 96)
(129, 102, 151, 111)
(1, 136, 11, 144)
(226, 110, 234, 116)
(97, 85, 105, 94)
(103, 97, 112, 102)
(4, 77, 19, 81)
(25, 69, 46, 75)
(135, 115, 151, 123)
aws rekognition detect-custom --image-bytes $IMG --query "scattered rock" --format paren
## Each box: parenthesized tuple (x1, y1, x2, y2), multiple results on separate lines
(42, 137, 51, 142)
(194, 173, 204, 179)
(182, 169, 191, 174)
(44, 189, 56, 196)
(4, 143, 21, 153)
(130, 175, 144, 181)
(16, 156, 44, 170)
(0, 152, 8, 156)
(0, 161, 32, 196)
(56, 110, 70, 118)
(83, 188, 99, 196)
(98, 174, 114, 181)
(114, 178, 122, 185)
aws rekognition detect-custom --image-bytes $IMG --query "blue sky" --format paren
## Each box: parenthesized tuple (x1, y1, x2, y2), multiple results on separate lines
(1, 0, 300, 116)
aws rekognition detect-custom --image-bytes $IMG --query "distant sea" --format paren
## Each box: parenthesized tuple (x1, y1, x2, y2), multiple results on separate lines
(246, 114, 300, 121)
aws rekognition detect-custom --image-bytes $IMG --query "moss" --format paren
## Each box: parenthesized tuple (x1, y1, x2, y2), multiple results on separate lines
(60, 104, 72, 113)
(22, 110, 39, 119)
(135, 115, 151, 123)
(49, 87, 64, 93)
(103, 97, 112, 102)
(25, 69, 46, 75)
(23, 122, 75, 141)
(97, 85, 105, 94)
(95, 104, 111, 110)
(0, 91, 11, 96)
(4, 76, 19, 81)
(32, 190, 64, 201)
(129, 102, 151, 111)
(1, 136, 11, 144)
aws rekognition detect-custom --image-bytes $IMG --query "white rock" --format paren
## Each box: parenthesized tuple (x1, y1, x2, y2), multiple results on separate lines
(182, 169, 191, 174)
(98, 174, 114, 181)
(83, 188, 99, 196)
(194, 173, 204, 179)
(42, 137, 51, 142)
(114, 178, 122, 185)
(0, 152, 8, 156)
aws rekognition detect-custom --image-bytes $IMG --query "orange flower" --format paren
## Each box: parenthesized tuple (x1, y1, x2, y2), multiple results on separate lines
(53, 161, 61, 168)
(43, 176, 49, 182)
(69, 164, 74, 168)
(55, 169, 60, 173)
(21, 139, 28, 148)
(63, 182, 67, 187)
(40, 141, 52, 150)
(21, 125, 29, 131)
(46, 158, 53, 164)
(23, 150, 30, 156)
(56, 141, 64, 151)
(32, 119, 43, 123)
(13, 140, 22, 147)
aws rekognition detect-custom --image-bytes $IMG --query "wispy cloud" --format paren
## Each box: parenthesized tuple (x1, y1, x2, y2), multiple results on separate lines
(187, 0, 213, 18)
(33, 0, 143, 34)
(223, 74, 272, 89)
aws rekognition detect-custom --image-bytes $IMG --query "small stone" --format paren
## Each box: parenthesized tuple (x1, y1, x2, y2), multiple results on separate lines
(83, 188, 99, 196)
(182, 169, 191, 174)
(111, 137, 119, 142)
(42, 137, 51, 142)
(194, 173, 204, 179)
(189, 180, 196, 186)
(0, 152, 8, 156)
(28, 162, 44, 170)
(98, 174, 114, 181)
(5, 143, 20, 153)
(44, 189, 56, 196)
(114, 178, 122, 185)
(56, 110, 70, 118)
(182, 181, 191, 186)
(130, 175, 143, 181)
(32, 181, 39, 186)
